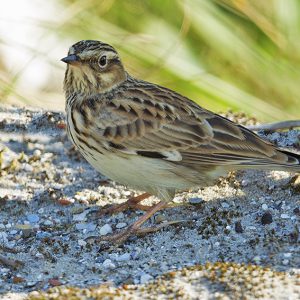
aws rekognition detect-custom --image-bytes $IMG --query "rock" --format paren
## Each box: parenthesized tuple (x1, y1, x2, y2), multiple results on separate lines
(261, 204, 268, 210)
(102, 259, 116, 269)
(189, 197, 204, 205)
(280, 214, 290, 219)
(140, 273, 153, 284)
(78, 239, 87, 247)
(27, 214, 40, 223)
(100, 224, 112, 236)
(221, 202, 229, 208)
(73, 210, 89, 222)
(116, 222, 127, 229)
(282, 259, 289, 266)
(76, 222, 96, 232)
(36, 231, 52, 239)
(0, 232, 8, 244)
(116, 253, 130, 262)
(43, 220, 53, 226)
(261, 212, 273, 225)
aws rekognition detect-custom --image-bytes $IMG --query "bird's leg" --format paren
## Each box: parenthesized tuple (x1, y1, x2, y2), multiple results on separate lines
(97, 192, 152, 216)
(101, 200, 168, 244)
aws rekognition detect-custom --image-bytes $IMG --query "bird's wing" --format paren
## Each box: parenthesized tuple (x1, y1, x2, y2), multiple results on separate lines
(87, 84, 295, 168)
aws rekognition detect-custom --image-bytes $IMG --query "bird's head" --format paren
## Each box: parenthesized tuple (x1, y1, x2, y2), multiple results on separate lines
(62, 40, 126, 95)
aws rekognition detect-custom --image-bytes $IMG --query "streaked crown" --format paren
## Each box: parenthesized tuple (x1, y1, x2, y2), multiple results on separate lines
(62, 40, 126, 95)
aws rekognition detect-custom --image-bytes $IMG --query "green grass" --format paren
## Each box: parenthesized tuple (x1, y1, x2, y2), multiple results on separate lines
(1, 0, 300, 121)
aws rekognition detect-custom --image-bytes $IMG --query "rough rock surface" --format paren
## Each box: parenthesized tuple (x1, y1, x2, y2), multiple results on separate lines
(0, 106, 299, 299)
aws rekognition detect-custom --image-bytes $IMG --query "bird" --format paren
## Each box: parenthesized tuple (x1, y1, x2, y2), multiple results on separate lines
(62, 40, 300, 243)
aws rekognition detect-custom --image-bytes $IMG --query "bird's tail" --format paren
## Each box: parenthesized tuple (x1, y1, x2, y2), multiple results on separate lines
(276, 148, 300, 171)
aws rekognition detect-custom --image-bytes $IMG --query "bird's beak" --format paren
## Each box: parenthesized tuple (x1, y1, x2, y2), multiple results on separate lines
(61, 54, 80, 65)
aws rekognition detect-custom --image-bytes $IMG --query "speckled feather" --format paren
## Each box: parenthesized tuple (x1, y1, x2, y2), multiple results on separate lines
(63, 40, 300, 201)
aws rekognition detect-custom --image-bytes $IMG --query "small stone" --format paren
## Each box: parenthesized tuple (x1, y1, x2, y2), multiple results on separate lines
(100, 224, 112, 236)
(140, 274, 153, 284)
(241, 179, 249, 187)
(37, 208, 44, 214)
(261, 212, 273, 225)
(116, 222, 127, 229)
(261, 204, 268, 210)
(189, 197, 204, 205)
(33, 149, 42, 157)
(249, 226, 257, 231)
(102, 259, 116, 269)
(283, 253, 292, 258)
(23, 163, 33, 172)
(253, 256, 261, 262)
(234, 221, 243, 233)
(282, 259, 289, 265)
(43, 220, 53, 226)
(75, 222, 96, 232)
(280, 214, 290, 219)
(0, 232, 8, 244)
(221, 202, 229, 208)
(27, 214, 40, 223)
(36, 231, 52, 239)
(116, 253, 130, 262)
(5, 223, 12, 229)
(9, 230, 18, 235)
(78, 239, 87, 247)
(0, 224, 5, 229)
(73, 210, 88, 222)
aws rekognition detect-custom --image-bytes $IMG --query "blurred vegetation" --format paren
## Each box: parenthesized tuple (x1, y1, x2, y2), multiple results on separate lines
(1, 0, 300, 121)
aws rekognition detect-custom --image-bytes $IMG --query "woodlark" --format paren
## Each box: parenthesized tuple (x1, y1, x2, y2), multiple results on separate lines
(62, 40, 300, 243)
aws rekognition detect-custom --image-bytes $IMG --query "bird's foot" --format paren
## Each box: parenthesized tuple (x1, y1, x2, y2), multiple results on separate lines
(99, 220, 186, 245)
(96, 192, 152, 217)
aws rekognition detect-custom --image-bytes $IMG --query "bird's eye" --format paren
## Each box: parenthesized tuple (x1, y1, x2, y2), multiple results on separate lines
(99, 55, 107, 67)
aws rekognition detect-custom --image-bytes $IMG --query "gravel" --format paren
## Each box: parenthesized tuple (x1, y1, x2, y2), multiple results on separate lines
(0, 106, 299, 299)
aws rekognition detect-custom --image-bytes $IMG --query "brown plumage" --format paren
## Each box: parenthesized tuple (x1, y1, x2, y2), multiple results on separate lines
(62, 40, 300, 243)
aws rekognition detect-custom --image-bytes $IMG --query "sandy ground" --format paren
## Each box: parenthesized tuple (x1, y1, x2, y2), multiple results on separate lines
(0, 106, 299, 300)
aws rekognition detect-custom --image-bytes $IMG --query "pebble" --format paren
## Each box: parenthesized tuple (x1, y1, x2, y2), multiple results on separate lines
(100, 224, 112, 236)
(280, 214, 290, 219)
(221, 202, 229, 208)
(189, 197, 204, 205)
(0, 232, 8, 244)
(43, 220, 53, 226)
(38, 208, 44, 214)
(241, 179, 249, 187)
(73, 211, 88, 222)
(23, 163, 33, 172)
(36, 231, 52, 239)
(27, 214, 40, 223)
(253, 256, 261, 262)
(140, 273, 153, 284)
(116, 222, 127, 229)
(102, 259, 116, 269)
(261, 204, 268, 210)
(78, 239, 87, 247)
(116, 253, 130, 262)
(9, 230, 18, 235)
(75, 222, 96, 232)
(0, 224, 5, 229)
(282, 259, 289, 266)
(283, 253, 292, 258)
(261, 212, 273, 225)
